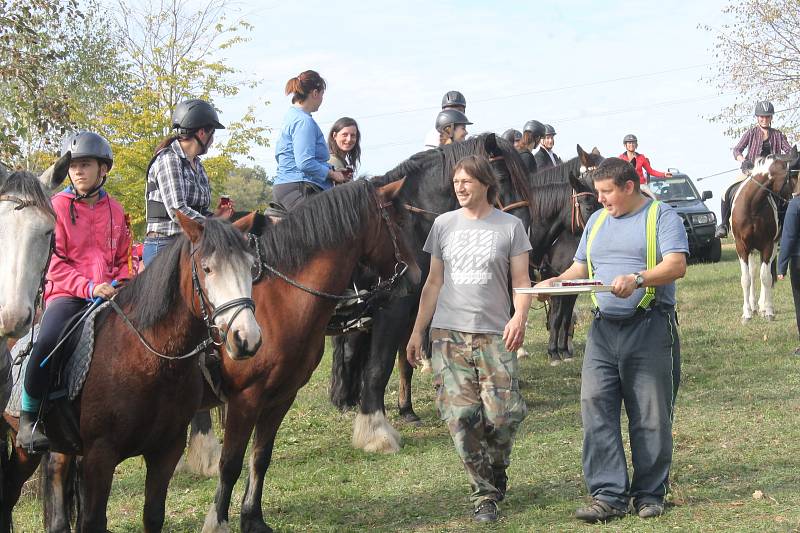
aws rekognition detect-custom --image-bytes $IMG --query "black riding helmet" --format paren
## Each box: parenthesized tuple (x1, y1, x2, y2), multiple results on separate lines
(623, 133, 638, 144)
(172, 99, 226, 133)
(523, 120, 545, 137)
(543, 124, 556, 136)
(754, 100, 775, 117)
(501, 129, 522, 143)
(61, 131, 114, 170)
(435, 109, 472, 132)
(441, 90, 467, 109)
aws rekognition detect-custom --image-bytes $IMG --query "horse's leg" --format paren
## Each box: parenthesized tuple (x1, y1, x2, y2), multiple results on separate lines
(180, 410, 221, 477)
(760, 248, 776, 320)
(354, 298, 411, 453)
(142, 436, 185, 533)
(42, 452, 75, 533)
(739, 255, 753, 323)
(748, 254, 760, 315)
(559, 295, 578, 361)
(0, 445, 42, 532)
(240, 397, 295, 533)
(396, 326, 420, 424)
(547, 297, 561, 365)
(77, 444, 117, 533)
(202, 394, 260, 533)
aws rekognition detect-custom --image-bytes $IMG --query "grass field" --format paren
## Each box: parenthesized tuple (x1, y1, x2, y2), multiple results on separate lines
(12, 242, 800, 532)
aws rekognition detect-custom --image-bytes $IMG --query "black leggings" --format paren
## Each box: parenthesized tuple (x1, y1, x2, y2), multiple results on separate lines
(273, 181, 323, 211)
(790, 257, 800, 340)
(24, 297, 88, 400)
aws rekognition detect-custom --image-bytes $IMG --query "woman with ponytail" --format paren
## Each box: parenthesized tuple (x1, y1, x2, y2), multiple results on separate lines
(274, 70, 349, 210)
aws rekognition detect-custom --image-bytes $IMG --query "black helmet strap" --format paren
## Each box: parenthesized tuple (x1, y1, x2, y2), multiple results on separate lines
(67, 172, 107, 224)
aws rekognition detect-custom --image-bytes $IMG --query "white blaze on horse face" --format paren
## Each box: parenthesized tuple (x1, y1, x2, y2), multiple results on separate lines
(203, 250, 261, 359)
(0, 202, 54, 338)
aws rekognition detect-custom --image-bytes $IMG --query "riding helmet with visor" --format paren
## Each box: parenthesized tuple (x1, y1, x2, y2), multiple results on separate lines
(523, 120, 546, 137)
(441, 90, 467, 109)
(435, 109, 472, 132)
(171, 99, 226, 133)
(501, 129, 522, 143)
(61, 131, 114, 170)
(623, 133, 638, 144)
(543, 124, 556, 136)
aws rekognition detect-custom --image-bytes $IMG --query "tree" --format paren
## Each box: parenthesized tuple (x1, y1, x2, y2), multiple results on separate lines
(97, 0, 269, 234)
(704, 0, 800, 138)
(222, 165, 272, 212)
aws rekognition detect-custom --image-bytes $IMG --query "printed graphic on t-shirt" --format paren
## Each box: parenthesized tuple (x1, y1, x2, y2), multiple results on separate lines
(445, 229, 498, 284)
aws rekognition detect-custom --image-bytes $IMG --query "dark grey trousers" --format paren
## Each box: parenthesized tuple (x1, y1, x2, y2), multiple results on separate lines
(580, 306, 680, 510)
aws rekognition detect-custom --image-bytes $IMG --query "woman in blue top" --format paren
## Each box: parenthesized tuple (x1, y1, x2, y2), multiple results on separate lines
(274, 70, 350, 210)
(777, 180, 800, 355)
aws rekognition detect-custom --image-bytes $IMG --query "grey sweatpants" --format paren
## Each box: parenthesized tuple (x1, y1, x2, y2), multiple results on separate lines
(580, 306, 680, 510)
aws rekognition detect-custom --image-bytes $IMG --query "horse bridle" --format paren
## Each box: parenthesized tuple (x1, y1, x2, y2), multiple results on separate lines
(743, 169, 793, 207)
(250, 188, 409, 301)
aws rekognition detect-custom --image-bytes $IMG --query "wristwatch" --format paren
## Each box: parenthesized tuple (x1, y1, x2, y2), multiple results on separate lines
(633, 272, 644, 288)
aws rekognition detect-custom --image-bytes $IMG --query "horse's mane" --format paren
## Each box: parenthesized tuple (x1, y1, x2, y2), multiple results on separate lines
(0, 171, 56, 218)
(258, 179, 384, 275)
(529, 156, 581, 186)
(529, 181, 573, 221)
(113, 217, 250, 330)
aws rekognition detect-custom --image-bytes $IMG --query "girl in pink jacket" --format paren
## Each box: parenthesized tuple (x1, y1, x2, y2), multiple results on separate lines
(18, 131, 132, 452)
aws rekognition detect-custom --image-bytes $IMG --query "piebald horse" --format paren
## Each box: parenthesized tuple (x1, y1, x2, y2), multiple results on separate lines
(731, 151, 797, 323)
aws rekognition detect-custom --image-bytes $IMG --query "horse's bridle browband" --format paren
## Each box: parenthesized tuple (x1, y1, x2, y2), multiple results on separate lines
(250, 189, 409, 302)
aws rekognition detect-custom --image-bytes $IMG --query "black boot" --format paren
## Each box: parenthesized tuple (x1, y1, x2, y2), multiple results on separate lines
(17, 410, 50, 453)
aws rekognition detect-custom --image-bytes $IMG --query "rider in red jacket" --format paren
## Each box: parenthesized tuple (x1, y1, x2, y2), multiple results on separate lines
(619, 134, 672, 185)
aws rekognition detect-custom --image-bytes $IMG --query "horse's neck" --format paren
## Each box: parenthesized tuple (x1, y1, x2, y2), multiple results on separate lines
(741, 177, 775, 212)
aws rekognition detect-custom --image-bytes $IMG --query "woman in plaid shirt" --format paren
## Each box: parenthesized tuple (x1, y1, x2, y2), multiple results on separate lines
(142, 98, 233, 266)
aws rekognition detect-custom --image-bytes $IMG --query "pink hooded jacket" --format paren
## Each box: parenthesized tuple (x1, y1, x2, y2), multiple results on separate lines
(45, 189, 133, 303)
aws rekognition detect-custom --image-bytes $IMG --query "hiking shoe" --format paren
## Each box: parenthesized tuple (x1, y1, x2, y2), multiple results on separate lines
(575, 499, 627, 523)
(637, 502, 664, 518)
(492, 468, 508, 502)
(473, 500, 498, 523)
(17, 410, 50, 453)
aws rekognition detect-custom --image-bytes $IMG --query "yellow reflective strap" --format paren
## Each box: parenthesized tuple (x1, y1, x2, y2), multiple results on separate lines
(586, 209, 609, 308)
(637, 200, 660, 309)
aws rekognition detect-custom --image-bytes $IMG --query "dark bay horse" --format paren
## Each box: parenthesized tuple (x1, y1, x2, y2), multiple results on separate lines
(329, 133, 532, 453)
(2, 213, 262, 532)
(731, 150, 797, 323)
(527, 146, 604, 363)
(194, 178, 419, 532)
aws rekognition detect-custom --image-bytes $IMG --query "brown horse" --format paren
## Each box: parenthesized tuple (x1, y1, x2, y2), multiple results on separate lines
(731, 152, 796, 323)
(1, 213, 262, 532)
(197, 178, 418, 532)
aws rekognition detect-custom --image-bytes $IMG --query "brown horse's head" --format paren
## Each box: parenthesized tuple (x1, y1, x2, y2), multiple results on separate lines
(371, 179, 422, 285)
(177, 212, 263, 360)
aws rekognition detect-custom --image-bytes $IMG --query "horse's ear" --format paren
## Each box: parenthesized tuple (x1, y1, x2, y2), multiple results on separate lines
(591, 147, 601, 155)
(484, 133, 500, 157)
(377, 177, 406, 200)
(568, 170, 583, 192)
(233, 212, 258, 234)
(176, 211, 204, 243)
(39, 152, 71, 191)
(577, 144, 590, 167)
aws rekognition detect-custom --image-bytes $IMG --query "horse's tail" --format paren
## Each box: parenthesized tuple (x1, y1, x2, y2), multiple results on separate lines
(329, 331, 371, 411)
(41, 452, 80, 531)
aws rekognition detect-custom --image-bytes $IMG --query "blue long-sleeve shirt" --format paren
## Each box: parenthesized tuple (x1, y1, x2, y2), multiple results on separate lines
(778, 196, 800, 275)
(274, 106, 332, 190)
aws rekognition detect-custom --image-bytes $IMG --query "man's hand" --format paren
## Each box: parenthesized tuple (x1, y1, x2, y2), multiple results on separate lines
(503, 315, 527, 352)
(406, 331, 424, 368)
(611, 273, 638, 298)
(92, 282, 117, 300)
(532, 277, 557, 302)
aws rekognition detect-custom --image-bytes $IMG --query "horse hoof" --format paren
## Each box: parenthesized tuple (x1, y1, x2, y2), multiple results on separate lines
(399, 409, 422, 425)
(741, 316, 751, 324)
(548, 355, 561, 367)
(562, 354, 574, 362)
(242, 519, 273, 533)
(765, 314, 775, 321)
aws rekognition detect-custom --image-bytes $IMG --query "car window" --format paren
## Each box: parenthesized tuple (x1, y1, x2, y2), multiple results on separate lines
(650, 177, 700, 201)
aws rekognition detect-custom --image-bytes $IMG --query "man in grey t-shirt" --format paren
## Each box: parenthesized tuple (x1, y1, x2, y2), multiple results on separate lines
(407, 154, 532, 523)
(535, 157, 688, 523)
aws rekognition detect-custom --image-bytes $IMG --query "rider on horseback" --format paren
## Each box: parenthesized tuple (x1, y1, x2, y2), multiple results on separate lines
(715, 100, 792, 238)
(534, 123, 563, 170)
(435, 108, 472, 146)
(517, 119, 545, 174)
(425, 90, 467, 149)
(18, 132, 133, 452)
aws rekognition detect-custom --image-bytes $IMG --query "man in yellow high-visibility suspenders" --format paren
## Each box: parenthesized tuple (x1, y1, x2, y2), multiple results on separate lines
(535, 157, 688, 523)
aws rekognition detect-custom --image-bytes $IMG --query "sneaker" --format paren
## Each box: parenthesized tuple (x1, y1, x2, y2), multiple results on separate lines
(492, 468, 508, 502)
(637, 502, 664, 518)
(575, 499, 627, 523)
(473, 500, 498, 523)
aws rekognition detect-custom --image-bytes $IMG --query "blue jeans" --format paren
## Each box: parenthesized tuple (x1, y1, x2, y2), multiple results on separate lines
(580, 306, 680, 510)
(143, 236, 177, 267)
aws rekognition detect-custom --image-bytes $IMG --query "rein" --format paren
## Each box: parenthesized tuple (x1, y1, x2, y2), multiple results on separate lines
(571, 191, 598, 234)
(107, 244, 256, 361)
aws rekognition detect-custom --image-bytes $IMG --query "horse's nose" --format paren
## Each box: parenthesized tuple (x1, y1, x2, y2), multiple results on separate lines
(0, 305, 33, 337)
(229, 327, 261, 359)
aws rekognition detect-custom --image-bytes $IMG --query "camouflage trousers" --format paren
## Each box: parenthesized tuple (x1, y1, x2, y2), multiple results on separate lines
(430, 328, 528, 506)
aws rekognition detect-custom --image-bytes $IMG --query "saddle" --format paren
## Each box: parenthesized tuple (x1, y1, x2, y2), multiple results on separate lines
(7, 303, 106, 454)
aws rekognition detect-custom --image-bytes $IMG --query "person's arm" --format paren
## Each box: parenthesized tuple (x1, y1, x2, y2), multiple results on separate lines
(642, 156, 669, 178)
(503, 253, 533, 351)
(609, 252, 687, 298)
(533, 261, 590, 301)
(406, 257, 444, 367)
(46, 215, 94, 300)
(293, 118, 337, 181)
(154, 152, 207, 221)
(778, 131, 792, 154)
(733, 129, 752, 161)
(778, 200, 800, 278)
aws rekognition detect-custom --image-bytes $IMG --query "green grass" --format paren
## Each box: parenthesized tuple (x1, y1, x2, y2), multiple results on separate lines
(12, 242, 800, 532)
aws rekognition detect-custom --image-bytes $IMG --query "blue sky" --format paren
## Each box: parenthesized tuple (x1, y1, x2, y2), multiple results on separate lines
(210, 0, 794, 218)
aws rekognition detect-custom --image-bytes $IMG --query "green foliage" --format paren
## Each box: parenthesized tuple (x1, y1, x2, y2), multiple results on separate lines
(220, 165, 272, 212)
(704, 1, 800, 138)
